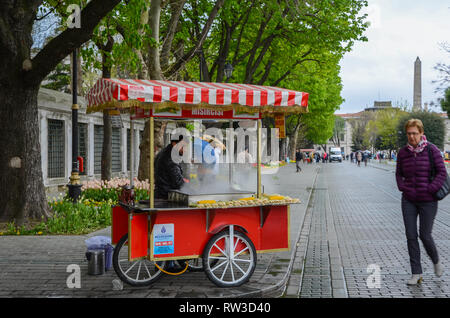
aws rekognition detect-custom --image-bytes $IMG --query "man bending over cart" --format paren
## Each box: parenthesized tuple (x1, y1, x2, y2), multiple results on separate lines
(154, 135, 186, 199)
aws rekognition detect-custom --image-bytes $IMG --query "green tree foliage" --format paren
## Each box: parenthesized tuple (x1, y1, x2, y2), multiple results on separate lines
(331, 115, 346, 147)
(364, 108, 406, 151)
(41, 62, 71, 93)
(396, 111, 446, 150)
(440, 87, 450, 118)
(178, 0, 369, 151)
(349, 111, 375, 151)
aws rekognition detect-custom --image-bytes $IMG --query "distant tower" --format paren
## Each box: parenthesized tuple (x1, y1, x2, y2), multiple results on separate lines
(413, 57, 422, 111)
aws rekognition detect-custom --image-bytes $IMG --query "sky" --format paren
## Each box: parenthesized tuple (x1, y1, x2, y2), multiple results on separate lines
(337, 0, 450, 114)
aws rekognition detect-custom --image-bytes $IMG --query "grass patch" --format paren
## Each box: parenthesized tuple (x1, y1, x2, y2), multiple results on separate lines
(0, 179, 151, 236)
(0, 199, 113, 236)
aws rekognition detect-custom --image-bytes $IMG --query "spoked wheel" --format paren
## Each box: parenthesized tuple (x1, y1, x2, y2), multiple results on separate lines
(113, 234, 166, 286)
(203, 228, 257, 287)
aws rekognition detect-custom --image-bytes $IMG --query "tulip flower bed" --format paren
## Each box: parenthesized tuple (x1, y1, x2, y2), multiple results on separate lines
(0, 178, 150, 236)
(81, 178, 150, 203)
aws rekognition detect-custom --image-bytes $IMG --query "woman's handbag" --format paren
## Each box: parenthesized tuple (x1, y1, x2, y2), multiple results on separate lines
(427, 144, 450, 201)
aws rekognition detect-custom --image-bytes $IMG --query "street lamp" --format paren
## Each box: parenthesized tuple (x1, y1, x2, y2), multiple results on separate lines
(224, 61, 233, 80)
(67, 49, 82, 202)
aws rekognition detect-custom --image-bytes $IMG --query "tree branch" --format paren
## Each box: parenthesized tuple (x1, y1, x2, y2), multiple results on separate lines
(165, 0, 225, 78)
(27, 0, 121, 86)
(35, 0, 63, 21)
(160, 0, 186, 71)
(271, 57, 320, 87)
(231, 2, 254, 66)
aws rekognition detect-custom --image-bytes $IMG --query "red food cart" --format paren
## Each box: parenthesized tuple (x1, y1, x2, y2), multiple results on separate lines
(86, 79, 308, 287)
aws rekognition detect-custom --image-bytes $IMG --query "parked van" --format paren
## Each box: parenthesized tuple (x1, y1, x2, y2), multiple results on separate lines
(329, 147, 343, 162)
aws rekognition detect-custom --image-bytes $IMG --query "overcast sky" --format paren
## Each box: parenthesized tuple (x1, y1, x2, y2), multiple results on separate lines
(337, 0, 450, 114)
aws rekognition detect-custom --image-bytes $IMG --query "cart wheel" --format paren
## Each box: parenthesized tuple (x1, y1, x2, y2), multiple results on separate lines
(203, 229, 256, 287)
(113, 234, 166, 286)
(177, 258, 218, 272)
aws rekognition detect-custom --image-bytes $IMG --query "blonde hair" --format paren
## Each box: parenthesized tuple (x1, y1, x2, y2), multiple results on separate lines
(404, 118, 424, 134)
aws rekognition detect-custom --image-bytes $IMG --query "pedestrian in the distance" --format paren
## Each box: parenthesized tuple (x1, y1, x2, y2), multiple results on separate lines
(295, 149, 303, 172)
(356, 151, 362, 167)
(396, 119, 446, 285)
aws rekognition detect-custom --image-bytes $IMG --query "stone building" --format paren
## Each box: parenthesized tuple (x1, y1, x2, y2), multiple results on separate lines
(38, 88, 146, 193)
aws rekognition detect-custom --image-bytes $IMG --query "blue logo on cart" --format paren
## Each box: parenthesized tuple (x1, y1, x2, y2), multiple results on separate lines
(154, 224, 174, 255)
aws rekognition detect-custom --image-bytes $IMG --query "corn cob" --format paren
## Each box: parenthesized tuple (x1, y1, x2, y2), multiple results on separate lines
(197, 200, 216, 204)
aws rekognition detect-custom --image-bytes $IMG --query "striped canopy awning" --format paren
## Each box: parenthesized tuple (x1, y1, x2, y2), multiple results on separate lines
(86, 78, 309, 115)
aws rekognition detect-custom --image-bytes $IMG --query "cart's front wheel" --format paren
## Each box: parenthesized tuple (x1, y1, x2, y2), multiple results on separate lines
(203, 229, 256, 287)
(113, 234, 166, 286)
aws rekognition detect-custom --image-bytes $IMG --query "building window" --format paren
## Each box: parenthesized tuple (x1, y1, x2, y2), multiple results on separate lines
(94, 126, 122, 174)
(94, 125, 103, 175)
(78, 123, 88, 175)
(48, 119, 65, 178)
(112, 128, 121, 172)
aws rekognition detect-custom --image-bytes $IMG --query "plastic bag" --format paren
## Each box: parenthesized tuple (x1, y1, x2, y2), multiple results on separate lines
(85, 236, 111, 250)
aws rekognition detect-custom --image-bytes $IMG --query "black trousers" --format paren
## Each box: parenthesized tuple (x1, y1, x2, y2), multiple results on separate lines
(296, 160, 301, 171)
(401, 196, 439, 274)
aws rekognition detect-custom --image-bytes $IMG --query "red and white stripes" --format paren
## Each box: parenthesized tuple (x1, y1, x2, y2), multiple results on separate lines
(86, 78, 309, 110)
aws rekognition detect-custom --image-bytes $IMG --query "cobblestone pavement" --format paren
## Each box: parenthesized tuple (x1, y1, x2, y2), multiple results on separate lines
(0, 163, 318, 298)
(2, 160, 449, 298)
(285, 160, 450, 298)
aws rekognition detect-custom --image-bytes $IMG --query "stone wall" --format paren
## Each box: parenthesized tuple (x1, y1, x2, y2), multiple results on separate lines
(38, 88, 146, 193)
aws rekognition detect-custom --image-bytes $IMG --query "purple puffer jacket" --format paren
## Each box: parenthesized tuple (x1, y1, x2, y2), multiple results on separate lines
(396, 143, 447, 202)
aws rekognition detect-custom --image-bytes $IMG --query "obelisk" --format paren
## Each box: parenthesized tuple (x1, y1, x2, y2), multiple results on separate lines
(413, 57, 422, 111)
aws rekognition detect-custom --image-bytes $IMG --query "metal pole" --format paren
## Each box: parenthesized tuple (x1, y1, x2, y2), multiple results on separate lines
(130, 119, 134, 188)
(228, 120, 233, 186)
(68, 49, 82, 202)
(257, 119, 262, 198)
(149, 117, 155, 209)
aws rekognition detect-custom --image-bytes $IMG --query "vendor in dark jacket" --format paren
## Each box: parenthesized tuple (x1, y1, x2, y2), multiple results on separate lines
(396, 118, 446, 285)
(155, 135, 186, 199)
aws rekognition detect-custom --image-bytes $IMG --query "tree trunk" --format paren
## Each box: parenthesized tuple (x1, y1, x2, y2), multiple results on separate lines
(99, 40, 114, 181)
(137, 0, 167, 181)
(0, 86, 51, 224)
(148, 0, 163, 80)
(101, 110, 112, 181)
(279, 138, 286, 161)
(288, 124, 301, 160)
(138, 120, 167, 180)
(0, 0, 121, 223)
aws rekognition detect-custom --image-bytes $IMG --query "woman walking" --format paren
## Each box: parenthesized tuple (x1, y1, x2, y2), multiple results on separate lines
(356, 151, 362, 167)
(395, 119, 447, 285)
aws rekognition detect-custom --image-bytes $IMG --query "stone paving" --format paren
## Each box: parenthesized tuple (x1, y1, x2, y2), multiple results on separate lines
(1, 160, 450, 298)
(285, 160, 450, 298)
(0, 163, 317, 298)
